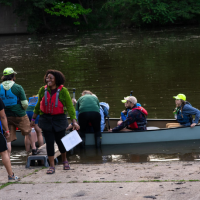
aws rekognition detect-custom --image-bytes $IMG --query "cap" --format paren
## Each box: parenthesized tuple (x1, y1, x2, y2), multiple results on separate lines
(124, 96, 137, 104)
(173, 94, 186, 101)
(3, 68, 17, 76)
(121, 96, 129, 103)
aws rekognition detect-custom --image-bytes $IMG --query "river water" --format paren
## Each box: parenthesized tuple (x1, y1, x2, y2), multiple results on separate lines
(1, 27, 200, 165)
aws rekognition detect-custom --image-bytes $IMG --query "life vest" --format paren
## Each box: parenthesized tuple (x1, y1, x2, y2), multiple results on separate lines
(176, 103, 193, 125)
(40, 85, 64, 115)
(129, 106, 148, 130)
(28, 96, 38, 106)
(0, 84, 19, 107)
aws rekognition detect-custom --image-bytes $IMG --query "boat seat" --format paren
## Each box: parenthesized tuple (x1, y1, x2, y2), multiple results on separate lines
(146, 126, 160, 130)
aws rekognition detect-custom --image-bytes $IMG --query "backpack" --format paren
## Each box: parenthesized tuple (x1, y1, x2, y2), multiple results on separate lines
(100, 104, 109, 118)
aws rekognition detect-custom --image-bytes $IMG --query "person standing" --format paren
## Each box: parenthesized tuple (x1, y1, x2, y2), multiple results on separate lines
(0, 98, 20, 181)
(0, 68, 37, 156)
(31, 69, 79, 174)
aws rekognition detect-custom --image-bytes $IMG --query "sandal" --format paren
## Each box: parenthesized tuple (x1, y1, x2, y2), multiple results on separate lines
(46, 167, 55, 174)
(63, 161, 70, 170)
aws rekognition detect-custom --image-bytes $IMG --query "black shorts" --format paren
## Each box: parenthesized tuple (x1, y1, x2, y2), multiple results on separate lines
(0, 133, 8, 153)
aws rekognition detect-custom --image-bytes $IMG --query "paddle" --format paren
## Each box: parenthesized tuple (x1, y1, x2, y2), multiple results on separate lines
(72, 88, 76, 106)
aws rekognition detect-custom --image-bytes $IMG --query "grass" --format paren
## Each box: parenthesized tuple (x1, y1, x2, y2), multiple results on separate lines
(0, 182, 16, 190)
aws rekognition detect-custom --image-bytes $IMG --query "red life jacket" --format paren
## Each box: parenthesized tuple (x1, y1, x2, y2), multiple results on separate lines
(40, 85, 64, 115)
(129, 106, 148, 129)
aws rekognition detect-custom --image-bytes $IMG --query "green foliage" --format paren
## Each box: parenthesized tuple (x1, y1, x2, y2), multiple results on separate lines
(45, 2, 92, 25)
(1, 0, 200, 32)
(0, 0, 13, 6)
(102, 0, 200, 27)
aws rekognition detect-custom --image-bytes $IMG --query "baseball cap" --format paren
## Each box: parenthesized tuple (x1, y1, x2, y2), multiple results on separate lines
(173, 94, 186, 101)
(124, 96, 137, 104)
(3, 68, 17, 76)
(121, 96, 129, 103)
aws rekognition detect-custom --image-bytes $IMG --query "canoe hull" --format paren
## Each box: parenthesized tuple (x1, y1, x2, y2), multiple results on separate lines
(85, 126, 200, 145)
(11, 118, 200, 146)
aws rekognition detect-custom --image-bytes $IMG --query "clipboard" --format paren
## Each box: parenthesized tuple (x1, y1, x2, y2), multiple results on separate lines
(61, 130, 82, 151)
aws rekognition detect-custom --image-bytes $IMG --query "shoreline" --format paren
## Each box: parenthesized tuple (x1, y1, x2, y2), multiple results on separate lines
(1, 161, 200, 199)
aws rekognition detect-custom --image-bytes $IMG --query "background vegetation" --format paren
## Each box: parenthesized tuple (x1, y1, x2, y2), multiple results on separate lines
(1, 0, 200, 32)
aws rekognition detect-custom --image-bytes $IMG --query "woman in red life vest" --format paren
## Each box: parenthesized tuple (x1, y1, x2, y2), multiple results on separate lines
(30, 70, 79, 174)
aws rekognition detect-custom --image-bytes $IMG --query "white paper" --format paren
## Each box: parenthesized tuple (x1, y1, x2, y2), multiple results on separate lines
(61, 130, 82, 151)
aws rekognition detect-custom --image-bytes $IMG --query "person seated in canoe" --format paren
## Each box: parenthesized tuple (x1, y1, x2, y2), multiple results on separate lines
(166, 94, 200, 128)
(109, 96, 148, 132)
(117, 96, 141, 126)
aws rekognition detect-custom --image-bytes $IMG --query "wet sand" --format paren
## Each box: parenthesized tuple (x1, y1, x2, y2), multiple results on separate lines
(0, 161, 200, 200)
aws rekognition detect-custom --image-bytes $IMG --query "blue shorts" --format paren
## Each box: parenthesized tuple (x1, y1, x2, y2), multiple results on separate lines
(26, 111, 39, 124)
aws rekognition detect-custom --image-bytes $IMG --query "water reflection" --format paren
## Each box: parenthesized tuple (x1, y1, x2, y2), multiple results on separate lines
(1, 139, 200, 166)
(1, 27, 200, 118)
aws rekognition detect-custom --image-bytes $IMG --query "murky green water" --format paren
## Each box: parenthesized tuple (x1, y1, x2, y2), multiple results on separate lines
(1, 27, 200, 165)
(1, 27, 200, 118)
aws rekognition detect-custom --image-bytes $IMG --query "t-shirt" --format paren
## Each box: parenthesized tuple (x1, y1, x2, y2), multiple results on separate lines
(76, 94, 100, 114)
(2, 83, 27, 117)
(0, 98, 5, 111)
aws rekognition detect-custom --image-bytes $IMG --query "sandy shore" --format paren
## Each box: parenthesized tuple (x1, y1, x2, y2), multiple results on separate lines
(0, 161, 200, 200)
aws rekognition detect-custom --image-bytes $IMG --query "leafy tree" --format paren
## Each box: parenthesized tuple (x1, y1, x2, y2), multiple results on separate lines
(45, 2, 91, 25)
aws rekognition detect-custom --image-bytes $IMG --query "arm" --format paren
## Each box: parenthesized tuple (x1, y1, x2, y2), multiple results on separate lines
(121, 112, 127, 121)
(0, 109, 9, 138)
(62, 88, 79, 130)
(184, 106, 200, 125)
(112, 110, 136, 132)
(31, 87, 44, 126)
(18, 85, 28, 110)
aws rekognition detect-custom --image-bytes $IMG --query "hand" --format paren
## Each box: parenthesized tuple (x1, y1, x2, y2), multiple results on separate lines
(4, 131, 10, 139)
(66, 124, 73, 131)
(30, 120, 35, 127)
(108, 129, 112, 132)
(122, 110, 126, 114)
(72, 122, 80, 130)
(72, 99, 77, 104)
(190, 123, 197, 128)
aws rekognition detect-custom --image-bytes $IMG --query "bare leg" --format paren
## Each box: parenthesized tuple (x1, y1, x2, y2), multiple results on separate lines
(117, 120, 123, 126)
(34, 125, 43, 147)
(24, 135, 31, 152)
(7, 142, 11, 158)
(0, 150, 13, 176)
(48, 156, 55, 168)
(28, 131, 36, 150)
(118, 128, 133, 132)
(61, 152, 67, 163)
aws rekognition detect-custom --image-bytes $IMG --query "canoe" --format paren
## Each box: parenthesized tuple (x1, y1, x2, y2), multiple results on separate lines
(11, 118, 200, 146)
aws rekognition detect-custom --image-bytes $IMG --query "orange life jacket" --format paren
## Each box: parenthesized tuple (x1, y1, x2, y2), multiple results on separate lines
(40, 85, 64, 115)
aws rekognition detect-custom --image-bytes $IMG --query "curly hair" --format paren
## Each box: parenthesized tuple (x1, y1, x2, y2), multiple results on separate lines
(1, 74, 16, 81)
(44, 69, 65, 86)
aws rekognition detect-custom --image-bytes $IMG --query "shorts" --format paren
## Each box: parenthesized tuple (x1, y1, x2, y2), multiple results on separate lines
(7, 115, 31, 142)
(0, 133, 8, 152)
(26, 111, 40, 124)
